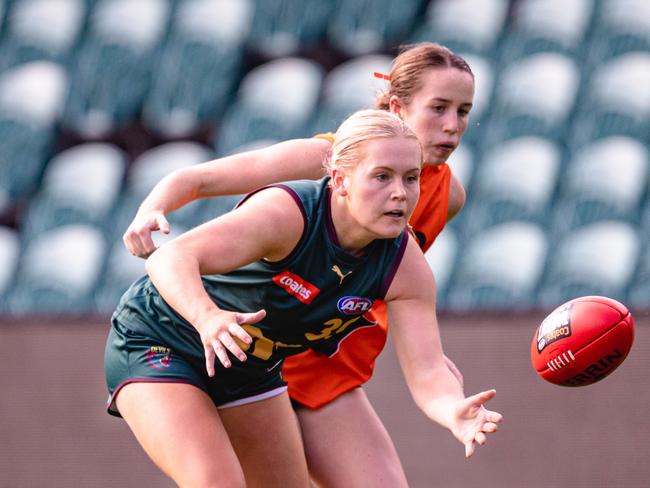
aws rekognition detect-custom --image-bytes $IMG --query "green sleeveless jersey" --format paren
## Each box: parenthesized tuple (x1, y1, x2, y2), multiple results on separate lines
(113, 177, 408, 367)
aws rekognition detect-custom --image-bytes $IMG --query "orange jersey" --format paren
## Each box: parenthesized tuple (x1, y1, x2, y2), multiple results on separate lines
(283, 134, 453, 409)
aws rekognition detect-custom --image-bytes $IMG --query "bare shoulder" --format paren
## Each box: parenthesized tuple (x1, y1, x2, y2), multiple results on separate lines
(239, 185, 304, 215)
(234, 186, 306, 230)
(233, 186, 306, 261)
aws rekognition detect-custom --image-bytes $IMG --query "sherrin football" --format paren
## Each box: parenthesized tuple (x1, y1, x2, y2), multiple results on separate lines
(531, 296, 634, 387)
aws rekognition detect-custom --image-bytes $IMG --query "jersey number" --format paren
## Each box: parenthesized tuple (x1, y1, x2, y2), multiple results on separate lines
(234, 316, 362, 360)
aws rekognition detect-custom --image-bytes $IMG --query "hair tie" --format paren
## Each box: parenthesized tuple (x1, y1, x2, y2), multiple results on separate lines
(373, 71, 390, 81)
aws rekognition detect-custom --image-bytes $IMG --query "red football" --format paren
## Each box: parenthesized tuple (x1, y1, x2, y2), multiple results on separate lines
(531, 296, 634, 386)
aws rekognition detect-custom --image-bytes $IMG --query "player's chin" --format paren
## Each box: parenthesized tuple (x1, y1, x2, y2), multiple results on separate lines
(374, 220, 407, 238)
(423, 150, 449, 165)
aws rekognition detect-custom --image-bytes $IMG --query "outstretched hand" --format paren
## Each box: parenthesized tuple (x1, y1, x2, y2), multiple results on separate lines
(197, 309, 266, 376)
(123, 210, 171, 258)
(451, 389, 503, 458)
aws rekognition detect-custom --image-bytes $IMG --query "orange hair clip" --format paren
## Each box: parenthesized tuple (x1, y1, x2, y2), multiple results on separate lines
(373, 71, 391, 81)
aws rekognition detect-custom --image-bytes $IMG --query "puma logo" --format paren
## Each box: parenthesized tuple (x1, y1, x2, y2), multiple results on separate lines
(332, 265, 352, 285)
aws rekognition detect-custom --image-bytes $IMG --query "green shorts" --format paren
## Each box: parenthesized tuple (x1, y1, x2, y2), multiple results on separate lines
(104, 318, 287, 417)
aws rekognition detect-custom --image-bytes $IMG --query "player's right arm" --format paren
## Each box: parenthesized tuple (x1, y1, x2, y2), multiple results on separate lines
(385, 235, 502, 457)
(123, 137, 331, 257)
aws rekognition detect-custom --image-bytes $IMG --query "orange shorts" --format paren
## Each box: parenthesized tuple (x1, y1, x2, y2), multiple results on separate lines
(283, 301, 388, 409)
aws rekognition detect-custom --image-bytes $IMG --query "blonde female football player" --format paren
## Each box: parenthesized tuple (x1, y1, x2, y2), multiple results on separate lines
(107, 109, 502, 487)
(122, 43, 483, 486)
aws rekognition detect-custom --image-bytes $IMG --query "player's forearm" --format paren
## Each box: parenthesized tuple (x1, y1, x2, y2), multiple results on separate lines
(137, 138, 330, 218)
(137, 168, 204, 217)
(134, 152, 263, 218)
(392, 322, 466, 429)
(407, 366, 466, 429)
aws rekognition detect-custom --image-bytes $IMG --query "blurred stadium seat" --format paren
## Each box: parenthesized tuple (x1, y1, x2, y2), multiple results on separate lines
(309, 54, 392, 134)
(60, 0, 172, 138)
(587, 0, 650, 64)
(1, 0, 649, 316)
(142, 0, 252, 138)
(93, 224, 187, 314)
(215, 57, 323, 154)
(457, 53, 494, 144)
(411, 0, 508, 58)
(0, 225, 19, 308)
(109, 141, 214, 237)
(551, 136, 648, 233)
(0, 60, 67, 202)
(462, 136, 561, 235)
(0, 0, 6, 30)
(446, 221, 548, 311)
(0, 0, 85, 70)
(570, 51, 650, 149)
(94, 238, 146, 314)
(499, 0, 594, 64)
(327, 0, 426, 57)
(483, 52, 580, 146)
(6, 223, 107, 315)
(627, 238, 650, 310)
(248, 0, 331, 58)
(538, 221, 640, 307)
(424, 226, 458, 304)
(21, 142, 127, 238)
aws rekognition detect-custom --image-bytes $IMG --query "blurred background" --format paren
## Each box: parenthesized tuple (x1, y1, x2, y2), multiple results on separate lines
(0, 0, 648, 487)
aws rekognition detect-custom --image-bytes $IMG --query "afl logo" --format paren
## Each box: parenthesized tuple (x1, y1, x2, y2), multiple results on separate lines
(337, 296, 374, 315)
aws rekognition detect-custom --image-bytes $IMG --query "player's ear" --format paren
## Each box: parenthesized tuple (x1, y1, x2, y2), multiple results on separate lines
(331, 168, 348, 196)
(389, 95, 404, 118)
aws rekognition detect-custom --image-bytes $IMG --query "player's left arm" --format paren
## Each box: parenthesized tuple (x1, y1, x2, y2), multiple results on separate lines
(146, 188, 304, 373)
(446, 173, 466, 223)
(385, 235, 502, 457)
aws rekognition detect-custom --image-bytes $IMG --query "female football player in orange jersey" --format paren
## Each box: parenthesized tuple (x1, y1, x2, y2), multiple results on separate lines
(123, 43, 480, 487)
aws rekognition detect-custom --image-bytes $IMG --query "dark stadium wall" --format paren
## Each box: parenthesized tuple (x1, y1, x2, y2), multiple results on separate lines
(0, 313, 648, 488)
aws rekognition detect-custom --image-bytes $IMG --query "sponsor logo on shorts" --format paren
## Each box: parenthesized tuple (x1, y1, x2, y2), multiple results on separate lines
(537, 305, 572, 352)
(272, 270, 320, 304)
(146, 346, 173, 369)
(337, 296, 374, 315)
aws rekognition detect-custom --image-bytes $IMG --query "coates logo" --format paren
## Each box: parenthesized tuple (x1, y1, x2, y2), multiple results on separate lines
(337, 296, 374, 315)
(273, 270, 320, 304)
